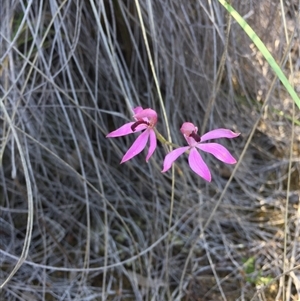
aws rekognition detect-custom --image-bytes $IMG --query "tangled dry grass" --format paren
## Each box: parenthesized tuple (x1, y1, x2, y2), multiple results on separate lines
(1, 0, 300, 300)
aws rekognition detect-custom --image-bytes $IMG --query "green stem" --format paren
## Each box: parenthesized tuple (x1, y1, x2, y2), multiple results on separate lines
(154, 128, 178, 148)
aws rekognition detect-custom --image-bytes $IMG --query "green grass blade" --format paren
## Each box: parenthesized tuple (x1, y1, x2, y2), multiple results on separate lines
(218, 0, 300, 111)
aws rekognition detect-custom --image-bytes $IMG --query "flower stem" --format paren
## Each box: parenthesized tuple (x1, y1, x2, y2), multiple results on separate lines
(154, 128, 178, 147)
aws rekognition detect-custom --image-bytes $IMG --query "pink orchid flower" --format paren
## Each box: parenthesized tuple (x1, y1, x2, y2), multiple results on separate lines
(162, 122, 240, 182)
(106, 107, 157, 163)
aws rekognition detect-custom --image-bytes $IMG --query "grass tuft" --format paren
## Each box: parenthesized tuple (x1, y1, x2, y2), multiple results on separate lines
(1, 1, 299, 300)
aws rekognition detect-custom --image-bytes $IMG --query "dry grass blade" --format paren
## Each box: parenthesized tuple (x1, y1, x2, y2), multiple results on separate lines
(0, 1, 299, 300)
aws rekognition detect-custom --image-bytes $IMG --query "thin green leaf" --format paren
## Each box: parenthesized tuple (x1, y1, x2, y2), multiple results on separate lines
(218, 0, 300, 110)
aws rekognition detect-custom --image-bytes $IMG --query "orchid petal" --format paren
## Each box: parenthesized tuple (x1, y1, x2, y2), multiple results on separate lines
(201, 129, 240, 142)
(133, 107, 143, 115)
(106, 122, 135, 137)
(146, 129, 157, 162)
(180, 122, 198, 136)
(185, 136, 198, 147)
(121, 130, 150, 163)
(162, 146, 189, 172)
(188, 148, 211, 182)
(134, 108, 158, 124)
(196, 143, 237, 164)
(133, 123, 148, 132)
